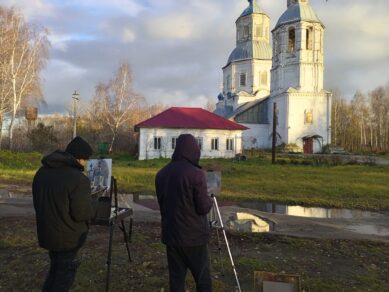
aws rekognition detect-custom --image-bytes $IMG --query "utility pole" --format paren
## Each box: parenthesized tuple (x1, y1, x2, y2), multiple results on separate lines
(72, 91, 80, 138)
(272, 102, 277, 164)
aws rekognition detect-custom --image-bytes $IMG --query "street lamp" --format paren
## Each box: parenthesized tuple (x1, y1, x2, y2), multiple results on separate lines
(72, 90, 80, 138)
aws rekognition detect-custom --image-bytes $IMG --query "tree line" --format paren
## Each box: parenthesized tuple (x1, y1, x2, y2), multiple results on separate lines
(4, 60, 167, 154)
(0, 6, 166, 154)
(332, 85, 389, 153)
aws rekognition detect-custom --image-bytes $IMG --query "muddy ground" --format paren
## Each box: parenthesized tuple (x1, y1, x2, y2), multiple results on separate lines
(1, 216, 388, 291)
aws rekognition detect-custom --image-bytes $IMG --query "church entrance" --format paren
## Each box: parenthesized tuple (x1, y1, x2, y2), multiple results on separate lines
(303, 138, 314, 154)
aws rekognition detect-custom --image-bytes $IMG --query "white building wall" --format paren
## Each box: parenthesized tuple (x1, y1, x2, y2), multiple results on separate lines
(268, 95, 289, 145)
(138, 128, 244, 160)
(287, 93, 331, 152)
(241, 123, 271, 149)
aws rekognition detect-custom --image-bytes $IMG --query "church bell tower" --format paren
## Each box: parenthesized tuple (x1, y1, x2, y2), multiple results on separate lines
(269, 0, 331, 153)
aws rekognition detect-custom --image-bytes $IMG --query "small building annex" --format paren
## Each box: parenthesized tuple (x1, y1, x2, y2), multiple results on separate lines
(135, 107, 248, 160)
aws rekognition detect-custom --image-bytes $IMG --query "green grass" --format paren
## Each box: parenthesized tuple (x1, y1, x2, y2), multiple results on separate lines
(1, 151, 389, 210)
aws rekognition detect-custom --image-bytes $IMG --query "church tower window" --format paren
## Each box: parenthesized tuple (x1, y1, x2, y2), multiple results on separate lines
(256, 25, 263, 38)
(260, 72, 267, 86)
(240, 73, 247, 86)
(306, 27, 313, 50)
(243, 26, 249, 39)
(288, 28, 296, 52)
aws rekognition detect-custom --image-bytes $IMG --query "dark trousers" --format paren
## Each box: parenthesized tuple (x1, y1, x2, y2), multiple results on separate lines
(166, 244, 212, 292)
(42, 249, 81, 292)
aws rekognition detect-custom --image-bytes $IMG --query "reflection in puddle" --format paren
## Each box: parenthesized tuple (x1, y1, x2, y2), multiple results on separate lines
(238, 202, 384, 219)
(346, 224, 389, 236)
(226, 212, 274, 233)
(0, 190, 30, 200)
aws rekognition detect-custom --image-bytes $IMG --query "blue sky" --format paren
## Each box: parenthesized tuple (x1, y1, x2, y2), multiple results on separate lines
(1, 0, 389, 113)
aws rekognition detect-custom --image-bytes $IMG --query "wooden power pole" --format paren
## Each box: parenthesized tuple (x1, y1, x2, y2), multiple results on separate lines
(272, 102, 277, 164)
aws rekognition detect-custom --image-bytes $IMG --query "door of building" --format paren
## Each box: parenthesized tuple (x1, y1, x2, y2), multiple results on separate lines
(303, 138, 313, 154)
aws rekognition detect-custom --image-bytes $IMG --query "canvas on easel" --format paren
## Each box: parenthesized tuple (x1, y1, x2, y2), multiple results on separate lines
(86, 159, 112, 194)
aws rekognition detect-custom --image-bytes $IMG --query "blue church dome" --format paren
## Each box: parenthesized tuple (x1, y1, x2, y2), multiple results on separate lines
(227, 40, 272, 65)
(275, 2, 323, 29)
(240, 0, 265, 18)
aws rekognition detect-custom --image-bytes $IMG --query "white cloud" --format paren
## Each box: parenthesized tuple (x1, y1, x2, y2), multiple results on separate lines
(65, 0, 146, 16)
(146, 89, 209, 108)
(45, 59, 87, 77)
(1, 0, 55, 19)
(49, 33, 98, 52)
(146, 14, 197, 40)
(122, 28, 136, 43)
(7, 0, 388, 112)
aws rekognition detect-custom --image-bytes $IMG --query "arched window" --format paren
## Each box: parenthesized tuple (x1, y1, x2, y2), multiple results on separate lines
(243, 26, 249, 39)
(306, 27, 313, 50)
(260, 71, 267, 86)
(256, 25, 263, 38)
(288, 28, 295, 52)
(240, 73, 246, 86)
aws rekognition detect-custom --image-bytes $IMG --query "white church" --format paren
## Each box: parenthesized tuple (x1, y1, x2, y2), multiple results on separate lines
(215, 0, 332, 154)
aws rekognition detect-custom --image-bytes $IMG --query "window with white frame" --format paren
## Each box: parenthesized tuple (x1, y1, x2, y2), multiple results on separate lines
(226, 138, 234, 151)
(211, 138, 219, 150)
(171, 137, 178, 149)
(154, 137, 161, 150)
(240, 73, 246, 87)
(196, 137, 203, 150)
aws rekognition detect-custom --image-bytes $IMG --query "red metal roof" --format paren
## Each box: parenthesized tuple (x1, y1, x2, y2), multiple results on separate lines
(135, 107, 248, 131)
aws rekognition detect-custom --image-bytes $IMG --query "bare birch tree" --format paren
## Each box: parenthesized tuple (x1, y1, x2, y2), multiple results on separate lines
(0, 7, 49, 150)
(92, 61, 145, 153)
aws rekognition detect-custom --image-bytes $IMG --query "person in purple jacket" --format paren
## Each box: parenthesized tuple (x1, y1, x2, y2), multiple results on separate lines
(155, 134, 213, 292)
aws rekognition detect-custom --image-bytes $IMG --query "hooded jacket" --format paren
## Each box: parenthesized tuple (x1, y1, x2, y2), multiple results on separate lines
(155, 134, 212, 246)
(32, 150, 95, 252)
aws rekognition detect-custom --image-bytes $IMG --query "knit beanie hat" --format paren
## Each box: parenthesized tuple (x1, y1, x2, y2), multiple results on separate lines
(65, 136, 93, 159)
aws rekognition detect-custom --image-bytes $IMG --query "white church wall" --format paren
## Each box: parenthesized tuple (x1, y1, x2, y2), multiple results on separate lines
(252, 59, 272, 94)
(234, 61, 253, 95)
(138, 128, 244, 160)
(268, 95, 289, 146)
(287, 94, 331, 152)
(241, 123, 271, 149)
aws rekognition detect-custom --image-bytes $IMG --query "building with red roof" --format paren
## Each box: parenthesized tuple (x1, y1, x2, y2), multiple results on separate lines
(135, 107, 248, 160)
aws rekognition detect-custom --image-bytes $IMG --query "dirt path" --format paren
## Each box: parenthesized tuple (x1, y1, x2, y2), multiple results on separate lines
(1, 216, 388, 291)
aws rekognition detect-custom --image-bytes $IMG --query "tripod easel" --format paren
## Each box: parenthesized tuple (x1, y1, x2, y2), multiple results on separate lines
(92, 176, 133, 292)
(210, 194, 242, 292)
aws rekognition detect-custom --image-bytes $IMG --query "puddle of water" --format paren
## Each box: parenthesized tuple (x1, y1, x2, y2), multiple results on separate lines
(346, 224, 389, 236)
(225, 212, 274, 233)
(238, 202, 384, 219)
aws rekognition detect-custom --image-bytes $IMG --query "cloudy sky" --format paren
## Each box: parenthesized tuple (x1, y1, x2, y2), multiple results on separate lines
(1, 0, 389, 113)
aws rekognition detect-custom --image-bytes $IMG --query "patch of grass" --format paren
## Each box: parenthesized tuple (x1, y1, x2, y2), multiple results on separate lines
(1, 152, 389, 210)
(237, 257, 277, 271)
(0, 150, 41, 169)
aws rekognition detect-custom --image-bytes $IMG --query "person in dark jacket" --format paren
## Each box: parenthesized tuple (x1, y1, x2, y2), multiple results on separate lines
(155, 134, 213, 292)
(33, 136, 96, 292)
